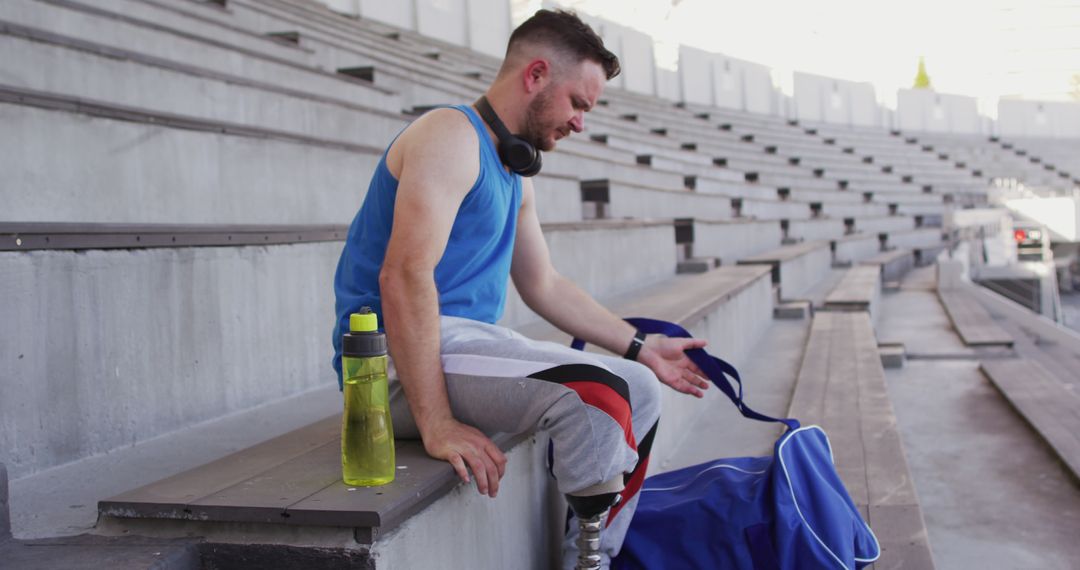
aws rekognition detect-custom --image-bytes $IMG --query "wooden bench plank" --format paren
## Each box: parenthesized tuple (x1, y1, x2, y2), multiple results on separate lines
(824, 265, 880, 312)
(788, 312, 935, 568)
(981, 359, 1080, 480)
(938, 289, 1014, 347)
(868, 504, 936, 570)
(285, 433, 521, 530)
(101, 415, 340, 518)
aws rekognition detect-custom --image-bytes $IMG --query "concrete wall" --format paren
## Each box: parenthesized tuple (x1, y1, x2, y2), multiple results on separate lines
(324, 0, 511, 59)
(656, 68, 681, 102)
(678, 45, 713, 106)
(606, 24, 656, 96)
(998, 100, 1080, 139)
(896, 89, 982, 135)
(357, 0, 415, 30)
(0, 242, 341, 479)
(417, 0, 468, 47)
(793, 72, 879, 127)
(741, 60, 775, 115)
(466, 0, 512, 58)
(0, 105, 376, 225)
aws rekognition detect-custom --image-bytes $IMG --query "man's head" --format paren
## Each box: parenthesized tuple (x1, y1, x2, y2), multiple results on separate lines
(493, 10, 620, 151)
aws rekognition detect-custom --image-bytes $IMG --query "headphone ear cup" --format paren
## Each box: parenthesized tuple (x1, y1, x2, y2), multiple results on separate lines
(500, 136, 542, 177)
(518, 149, 542, 177)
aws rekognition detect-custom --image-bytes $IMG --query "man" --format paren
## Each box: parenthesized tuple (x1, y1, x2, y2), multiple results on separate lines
(332, 10, 709, 568)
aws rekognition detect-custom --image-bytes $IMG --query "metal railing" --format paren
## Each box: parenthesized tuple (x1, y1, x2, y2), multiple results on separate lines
(0, 223, 349, 251)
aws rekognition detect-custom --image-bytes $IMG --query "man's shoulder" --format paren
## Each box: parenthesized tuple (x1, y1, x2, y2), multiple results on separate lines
(401, 106, 479, 149)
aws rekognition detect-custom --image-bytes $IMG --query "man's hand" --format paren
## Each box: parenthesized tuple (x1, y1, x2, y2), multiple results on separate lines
(422, 418, 508, 498)
(638, 336, 711, 398)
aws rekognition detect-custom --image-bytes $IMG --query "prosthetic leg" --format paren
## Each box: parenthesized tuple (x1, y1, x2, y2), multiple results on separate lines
(565, 491, 621, 570)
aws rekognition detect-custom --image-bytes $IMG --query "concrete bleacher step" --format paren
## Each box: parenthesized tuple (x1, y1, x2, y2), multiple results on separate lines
(96, 265, 776, 568)
(691, 218, 784, 266)
(0, 0, 401, 110)
(782, 187, 865, 203)
(676, 256, 719, 274)
(0, 21, 409, 148)
(738, 197, 813, 220)
(819, 201, 892, 217)
(0, 532, 201, 570)
(980, 359, 1080, 482)
(530, 173, 585, 224)
(854, 215, 916, 234)
(635, 153, 746, 184)
(544, 150, 688, 191)
(755, 172, 840, 191)
(0, 91, 382, 224)
(580, 179, 734, 220)
(218, 3, 490, 109)
(2, 217, 678, 485)
(785, 217, 846, 241)
(504, 219, 681, 328)
(833, 233, 883, 265)
(861, 249, 915, 284)
(789, 311, 936, 569)
(737, 240, 833, 300)
(885, 228, 946, 251)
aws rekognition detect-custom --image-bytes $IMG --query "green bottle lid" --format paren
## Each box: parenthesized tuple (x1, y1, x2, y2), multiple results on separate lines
(344, 307, 386, 357)
(350, 308, 379, 333)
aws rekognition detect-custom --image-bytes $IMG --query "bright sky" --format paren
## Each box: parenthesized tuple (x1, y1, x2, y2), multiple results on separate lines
(515, 0, 1080, 118)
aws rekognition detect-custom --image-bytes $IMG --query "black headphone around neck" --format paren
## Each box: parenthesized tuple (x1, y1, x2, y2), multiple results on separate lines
(474, 96, 543, 177)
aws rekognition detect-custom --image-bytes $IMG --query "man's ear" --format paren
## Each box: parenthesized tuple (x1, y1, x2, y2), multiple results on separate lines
(522, 59, 550, 93)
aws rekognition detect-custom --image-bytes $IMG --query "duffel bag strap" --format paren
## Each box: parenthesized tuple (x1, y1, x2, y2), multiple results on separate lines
(572, 317, 800, 431)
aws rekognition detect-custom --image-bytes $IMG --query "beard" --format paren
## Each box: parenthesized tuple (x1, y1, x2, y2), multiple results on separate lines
(521, 87, 558, 152)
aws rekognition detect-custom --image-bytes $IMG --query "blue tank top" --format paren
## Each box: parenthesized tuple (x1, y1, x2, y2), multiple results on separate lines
(332, 105, 523, 385)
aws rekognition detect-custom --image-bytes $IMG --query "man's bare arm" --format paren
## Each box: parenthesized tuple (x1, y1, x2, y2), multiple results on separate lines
(511, 178, 710, 397)
(381, 109, 507, 497)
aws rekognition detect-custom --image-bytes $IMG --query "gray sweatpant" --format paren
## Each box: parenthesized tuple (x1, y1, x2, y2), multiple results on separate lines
(386, 316, 662, 569)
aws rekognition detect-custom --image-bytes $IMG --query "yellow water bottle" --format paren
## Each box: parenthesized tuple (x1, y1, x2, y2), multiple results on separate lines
(341, 307, 395, 486)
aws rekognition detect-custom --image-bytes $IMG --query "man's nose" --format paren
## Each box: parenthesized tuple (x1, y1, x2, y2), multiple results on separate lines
(570, 112, 584, 133)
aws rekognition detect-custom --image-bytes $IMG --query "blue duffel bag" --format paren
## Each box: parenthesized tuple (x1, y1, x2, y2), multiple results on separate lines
(591, 319, 880, 570)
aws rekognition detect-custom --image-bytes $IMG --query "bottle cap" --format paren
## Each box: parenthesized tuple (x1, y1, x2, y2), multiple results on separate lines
(343, 307, 387, 358)
(350, 308, 379, 333)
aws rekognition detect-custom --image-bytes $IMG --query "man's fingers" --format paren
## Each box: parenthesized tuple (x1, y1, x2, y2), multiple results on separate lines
(484, 454, 501, 498)
(487, 443, 508, 478)
(449, 454, 470, 484)
(467, 453, 490, 496)
(681, 338, 708, 350)
(685, 369, 709, 389)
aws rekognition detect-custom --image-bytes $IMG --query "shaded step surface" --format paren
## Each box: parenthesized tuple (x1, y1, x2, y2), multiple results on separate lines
(0, 534, 201, 570)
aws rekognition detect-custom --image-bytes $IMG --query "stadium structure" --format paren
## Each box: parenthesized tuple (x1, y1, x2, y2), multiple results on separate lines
(2, 0, 1079, 568)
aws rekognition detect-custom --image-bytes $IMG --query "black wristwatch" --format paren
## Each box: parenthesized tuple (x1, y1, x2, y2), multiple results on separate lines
(623, 330, 646, 361)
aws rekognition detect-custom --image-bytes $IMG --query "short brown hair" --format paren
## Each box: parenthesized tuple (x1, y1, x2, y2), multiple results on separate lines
(508, 10, 620, 80)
